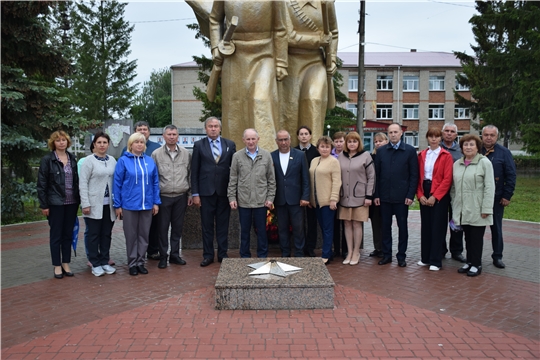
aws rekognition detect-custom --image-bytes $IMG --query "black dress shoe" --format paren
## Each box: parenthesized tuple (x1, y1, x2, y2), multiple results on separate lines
(398, 260, 407, 267)
(378, 257, 392, 265)
(452, 254, 467, 263)
(137, 265, 149, 274)
(158, 258, 167, 269)
(458, 263, 471, 274)
(129, 267, 138, 276)
(304, 250, 316, 257)
(169, 257, 187, 265)
(61, 267, 74, 277)
(218, 257, 227, 263)
(493, 259, 506, 268)
(369, 250, 382, 257)
(54, 270, 64, 279)
(147, 253, 160, 260)
(200, 258, 214, 267)
(467, 266, 482, 277)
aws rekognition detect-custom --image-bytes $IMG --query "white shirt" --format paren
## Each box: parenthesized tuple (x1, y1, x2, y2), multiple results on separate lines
(279, 151, 290, 175)
(424, 147, 441, 180)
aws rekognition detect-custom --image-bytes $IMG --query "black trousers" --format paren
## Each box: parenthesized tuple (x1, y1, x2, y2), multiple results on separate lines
(276, 204, 305, 257)
(303, 206, 318, 253)
(158, 194, 188, 260)
(369, 204, 383, 252)
(200, 195, 230, 260)
(490, 201, 505, 260)
(48, 204, 79, 266)
(419, 181, 450, 268)
(443, 200, 464, 256)
(380, 202, 409, 261)
(86, 206, 115, 267)
(333, 214, 347, 256)
(146, 215, 160, 256)
(463, 225, 486, 267)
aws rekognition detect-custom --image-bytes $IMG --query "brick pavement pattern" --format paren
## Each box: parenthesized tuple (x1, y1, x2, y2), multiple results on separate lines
(2, 212, 539, 359)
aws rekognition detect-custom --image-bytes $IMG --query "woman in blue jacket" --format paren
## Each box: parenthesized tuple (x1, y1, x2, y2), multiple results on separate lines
(113, 133, 161, 276)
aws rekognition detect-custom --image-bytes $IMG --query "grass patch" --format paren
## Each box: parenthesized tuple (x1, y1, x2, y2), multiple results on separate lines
(410, 175, 539, 222)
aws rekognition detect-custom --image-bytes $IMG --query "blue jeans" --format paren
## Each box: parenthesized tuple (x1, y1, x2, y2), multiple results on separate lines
(315, 205, 335, 259)
(238, 207, 268, 258)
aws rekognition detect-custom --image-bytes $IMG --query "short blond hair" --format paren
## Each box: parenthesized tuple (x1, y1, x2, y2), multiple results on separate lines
(47, 131, 72, 150)
(127, 132, 146, 153)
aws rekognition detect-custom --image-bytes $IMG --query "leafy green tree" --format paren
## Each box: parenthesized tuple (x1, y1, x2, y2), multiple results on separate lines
(71, 0, 138, 122)
(131, 68, 172, 128)
(454, 1, 540, 152)
(1, 1, 91, 220)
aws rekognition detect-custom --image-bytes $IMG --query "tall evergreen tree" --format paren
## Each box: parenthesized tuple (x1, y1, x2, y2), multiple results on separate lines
(71, 0, 138, 122)
(131, 68, 172, 128)
(454, 1, 540, 151)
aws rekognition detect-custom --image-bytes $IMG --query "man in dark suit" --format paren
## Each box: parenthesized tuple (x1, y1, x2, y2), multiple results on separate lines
(295, 125, 320, 257)
(272, 130, 310, 257)
(191, 117, 236, 267)
(374, 123, 419, 267)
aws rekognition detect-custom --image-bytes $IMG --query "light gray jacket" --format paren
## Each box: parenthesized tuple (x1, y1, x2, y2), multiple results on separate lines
(450, 153, 495, 226)
(79, 155, 117, 221)
(151, 144, 191, 197)
(228, 148, 276, 208)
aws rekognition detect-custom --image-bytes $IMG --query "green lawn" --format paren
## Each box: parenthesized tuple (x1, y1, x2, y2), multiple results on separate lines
(411, 175, 539, 222)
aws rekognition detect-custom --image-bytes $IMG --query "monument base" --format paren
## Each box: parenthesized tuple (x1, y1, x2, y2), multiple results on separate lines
(215, 258, 335, 310)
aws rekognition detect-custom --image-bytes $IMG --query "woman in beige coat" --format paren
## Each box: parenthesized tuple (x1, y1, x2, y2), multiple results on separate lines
(309, 136, 341, 264)
(450, 134, 495, 277)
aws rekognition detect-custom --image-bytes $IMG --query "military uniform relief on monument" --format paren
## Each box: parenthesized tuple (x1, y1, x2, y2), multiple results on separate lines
(187, 0, 338, 150)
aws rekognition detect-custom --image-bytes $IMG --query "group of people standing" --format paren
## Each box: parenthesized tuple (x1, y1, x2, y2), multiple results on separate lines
(37, 118, 516, 279)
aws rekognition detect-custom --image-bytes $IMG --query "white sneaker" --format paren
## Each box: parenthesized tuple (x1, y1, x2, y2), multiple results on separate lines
(92, 266, 105, 277)
(102, 264, 116, 274)
(429, 265, 440, 271)
(417, 261, 428, 266)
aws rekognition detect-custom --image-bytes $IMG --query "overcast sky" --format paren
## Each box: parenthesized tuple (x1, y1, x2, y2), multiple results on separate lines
(124, 0, 478, 87)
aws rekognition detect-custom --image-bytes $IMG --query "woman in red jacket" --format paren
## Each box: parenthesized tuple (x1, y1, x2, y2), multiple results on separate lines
(416, 128, 453, 271)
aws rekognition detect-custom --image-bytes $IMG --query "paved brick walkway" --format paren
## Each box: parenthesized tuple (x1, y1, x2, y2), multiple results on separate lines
(2, 211, 539, 359)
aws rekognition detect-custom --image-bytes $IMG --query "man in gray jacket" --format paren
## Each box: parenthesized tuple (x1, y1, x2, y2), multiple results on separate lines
(228, 129, 276, 258)
(152, 125, 193, 269)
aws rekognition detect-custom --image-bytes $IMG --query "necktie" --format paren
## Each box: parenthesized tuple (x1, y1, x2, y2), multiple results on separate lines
(302, 148, 307, 152)
(212, 140, 220, 163)
(393, 144, 399, 150)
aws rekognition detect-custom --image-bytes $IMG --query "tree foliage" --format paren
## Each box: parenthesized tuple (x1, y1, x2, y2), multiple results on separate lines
(324, 57, 356, 134)
(71, 0, 138, 122)
(454, 1, 540, 152)
(131, 68, 172, 128)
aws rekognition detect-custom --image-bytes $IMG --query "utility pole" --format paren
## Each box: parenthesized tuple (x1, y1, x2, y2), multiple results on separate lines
(356, 1, 365, 139)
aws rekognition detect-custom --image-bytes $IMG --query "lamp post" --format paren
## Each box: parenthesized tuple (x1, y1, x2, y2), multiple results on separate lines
(327, 124, 331, 137)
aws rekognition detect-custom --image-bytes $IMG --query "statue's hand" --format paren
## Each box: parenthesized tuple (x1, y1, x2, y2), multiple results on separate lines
(212, 48, 223, 67)
(327, 61, 337, 76)
(319, 34, 331, 47)
(276, 66, 288, 81)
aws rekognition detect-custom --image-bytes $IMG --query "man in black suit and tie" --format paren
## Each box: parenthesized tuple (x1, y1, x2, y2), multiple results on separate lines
(191, 117, 236, 267)
(272, 130, 310, 257)
(295, 125, 320, 257)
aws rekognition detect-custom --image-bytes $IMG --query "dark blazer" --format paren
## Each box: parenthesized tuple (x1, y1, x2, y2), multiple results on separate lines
(271, 148, 310, 206)
(374, 141, 419, 203)
(482, 143, 516, 201)
(295, 144, 320, 165)
(191, 136, 236, 197)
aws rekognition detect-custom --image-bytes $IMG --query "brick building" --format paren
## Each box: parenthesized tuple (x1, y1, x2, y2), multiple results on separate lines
(171, 51, 475, 150)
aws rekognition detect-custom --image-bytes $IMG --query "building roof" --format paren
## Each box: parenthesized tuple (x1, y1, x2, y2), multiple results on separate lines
(172, 51, 462, 69)
(339, 51, 462, 68)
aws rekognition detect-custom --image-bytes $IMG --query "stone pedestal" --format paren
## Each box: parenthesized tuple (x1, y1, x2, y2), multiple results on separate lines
(215, 258, 335, 310)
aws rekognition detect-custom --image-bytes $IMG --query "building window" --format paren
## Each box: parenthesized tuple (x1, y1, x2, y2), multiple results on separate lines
(402, 104, 419, 119)
(429, 76, 445, 91)
(404, 132, 419, 148)
(349, 75, 358, 92)
(377, 75, 393, 90)
(403, 76, 419, 91)
(428, 105, 445, 119)
(376, 104, 392, 119)
(454, 107, 470, 119)
(347, 103, 357, 116)
(455, 74, 469, 90)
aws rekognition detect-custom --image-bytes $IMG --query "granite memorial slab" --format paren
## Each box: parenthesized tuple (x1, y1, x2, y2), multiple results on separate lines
(215, 258, 335, 310)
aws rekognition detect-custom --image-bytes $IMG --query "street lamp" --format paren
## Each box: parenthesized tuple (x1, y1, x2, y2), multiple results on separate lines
(327, 124, 331, 137)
